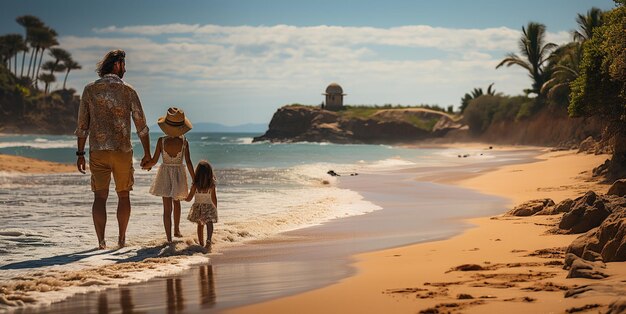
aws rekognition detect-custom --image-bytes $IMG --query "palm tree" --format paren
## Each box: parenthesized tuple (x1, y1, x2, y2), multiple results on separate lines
(15, 15, 43, 77)
(47, 48, 70, 76)
(26, 27, 49, 80)
(0, 34, 26, 74)
(62, 58, 81, 90)
(33, 27, 58, 88)
(540, 42, 582, 103)
(573, 7, 603, 42)
(496, 22, 557, 96)
(38, 73, 56, 95)
(460, 83, 496, 113)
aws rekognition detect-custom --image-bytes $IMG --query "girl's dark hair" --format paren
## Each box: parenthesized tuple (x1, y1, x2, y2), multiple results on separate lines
(194, 160, 216, 191)
(96, 49, 125, 77)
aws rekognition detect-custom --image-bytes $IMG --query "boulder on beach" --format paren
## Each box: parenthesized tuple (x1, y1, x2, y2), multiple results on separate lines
(608, 179, 626, 197)
(564, 192, 626, 262)
(558, 191, 613, 234)
(536, 198, 574, 215)
(506, 199, 554, 216)
(564, 253, 608, 279)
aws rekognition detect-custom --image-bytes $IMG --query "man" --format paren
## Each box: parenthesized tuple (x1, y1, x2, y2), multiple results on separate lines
(75, 49, 151, 249)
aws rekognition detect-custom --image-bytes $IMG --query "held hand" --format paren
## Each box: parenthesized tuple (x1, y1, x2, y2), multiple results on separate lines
(76, 156, 86, 174)
(140, 155, 152, 170)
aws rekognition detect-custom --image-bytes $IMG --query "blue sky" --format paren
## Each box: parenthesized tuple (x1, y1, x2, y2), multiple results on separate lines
(1, 0, 617, 126)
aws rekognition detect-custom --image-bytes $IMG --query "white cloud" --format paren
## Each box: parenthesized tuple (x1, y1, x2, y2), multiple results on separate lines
(57, 23, 571, 125)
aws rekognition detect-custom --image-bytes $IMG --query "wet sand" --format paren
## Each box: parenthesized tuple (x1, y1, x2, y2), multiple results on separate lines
(25, 146, 545, 313)
(230, 150, 620, 314)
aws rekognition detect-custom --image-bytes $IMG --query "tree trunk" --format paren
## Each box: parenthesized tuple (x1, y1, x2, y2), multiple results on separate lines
(63, 69, 69, 90)
(27, 47, 37, 80)
(20, 51, 26, 77)
(35, 49, 45, 89)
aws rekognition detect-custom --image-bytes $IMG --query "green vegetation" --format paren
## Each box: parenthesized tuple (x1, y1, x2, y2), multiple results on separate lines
(569, 3, 626, 178)
(461, 2, 625, 179)
(460, 83, 496, 113)
(463, 95, 533, 135)
(0, 15, 82, 133)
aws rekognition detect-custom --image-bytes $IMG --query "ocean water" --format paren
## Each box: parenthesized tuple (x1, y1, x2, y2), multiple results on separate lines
(0, 132, 508, 310)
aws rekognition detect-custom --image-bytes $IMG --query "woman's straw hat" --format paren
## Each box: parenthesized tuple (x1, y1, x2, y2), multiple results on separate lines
(157, 107, 192, 137)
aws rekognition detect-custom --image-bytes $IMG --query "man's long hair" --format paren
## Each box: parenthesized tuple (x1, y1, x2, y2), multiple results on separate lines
(96, 49, 125, 77)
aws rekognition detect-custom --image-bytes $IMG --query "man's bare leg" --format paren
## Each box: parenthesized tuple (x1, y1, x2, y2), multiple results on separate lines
(173, 200, 182, 237)
(93, 190, 109, 249)
(117, 191, 131, 247)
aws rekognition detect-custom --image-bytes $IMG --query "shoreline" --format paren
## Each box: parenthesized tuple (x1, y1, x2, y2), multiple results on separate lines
(2, 146, 619, 313)
(228, 149, 620, 313)
(11, 144, 543, 313)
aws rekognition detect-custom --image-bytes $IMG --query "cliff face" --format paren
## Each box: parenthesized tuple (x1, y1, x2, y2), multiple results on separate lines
(254, 105, 605, 146)
(253, 106, 459, 144)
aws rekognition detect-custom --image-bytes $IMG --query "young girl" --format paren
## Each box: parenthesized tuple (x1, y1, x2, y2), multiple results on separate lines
(145, 107, 195, 243)
(185, 160, 218, 251)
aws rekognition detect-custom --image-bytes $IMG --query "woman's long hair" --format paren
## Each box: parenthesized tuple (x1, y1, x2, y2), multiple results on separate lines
(194, 160, 216, 191)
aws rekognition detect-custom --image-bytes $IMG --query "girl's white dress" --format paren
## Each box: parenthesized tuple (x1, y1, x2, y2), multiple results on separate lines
(149, 136, 188, 200)
(187, 190, 218, 224)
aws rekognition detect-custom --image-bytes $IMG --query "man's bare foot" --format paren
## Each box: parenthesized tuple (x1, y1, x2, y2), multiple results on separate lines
(98, 240, 107, 250)
(204, 240, 212, 252)
(118, 237, 126, 248)
(174, 231, 183, 238)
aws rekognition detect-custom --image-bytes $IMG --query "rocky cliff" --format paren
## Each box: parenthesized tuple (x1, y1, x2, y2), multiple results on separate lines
(254, 104, 605, 147)
(253, 105, 460, 144)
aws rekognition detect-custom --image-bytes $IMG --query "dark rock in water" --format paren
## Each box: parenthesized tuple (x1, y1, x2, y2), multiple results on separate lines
(536, 198, 574, 215)
(349, 173, 358, 176)
(506, 199, 555, 216)
(559, 191, 612, 233)
(607, 299, 626, 314)
(327, 170, 340, 177)
(608, 179, 626, 197)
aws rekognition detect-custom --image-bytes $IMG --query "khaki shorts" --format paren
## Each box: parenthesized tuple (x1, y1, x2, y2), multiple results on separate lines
(89, 150, 134, 192)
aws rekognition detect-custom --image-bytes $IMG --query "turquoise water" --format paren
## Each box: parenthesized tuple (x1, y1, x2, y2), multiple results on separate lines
(0, 132, 529, 310)
(0, 132, 445, 168)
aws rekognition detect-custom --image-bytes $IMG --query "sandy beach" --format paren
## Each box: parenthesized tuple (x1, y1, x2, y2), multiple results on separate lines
(2, 146, 623, 313)
(228, 149, 624, 313)
(0, 154, 74, 174)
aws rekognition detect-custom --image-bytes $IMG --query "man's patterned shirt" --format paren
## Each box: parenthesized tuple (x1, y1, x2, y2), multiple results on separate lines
(75, 74, 149, 152)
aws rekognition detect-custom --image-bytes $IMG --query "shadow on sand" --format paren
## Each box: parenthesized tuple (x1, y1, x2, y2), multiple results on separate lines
(0, 248, 114, 270)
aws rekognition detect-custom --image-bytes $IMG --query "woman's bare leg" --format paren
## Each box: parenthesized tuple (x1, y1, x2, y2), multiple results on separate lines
(162, 197, 173, 243)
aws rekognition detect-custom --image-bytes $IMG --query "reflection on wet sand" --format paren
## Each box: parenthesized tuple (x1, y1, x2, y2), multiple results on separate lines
(167, 278, 185, 313)
(199, 264, 216, 308)
(120, 288, 139, 314)
(97, 293, 108, 314)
